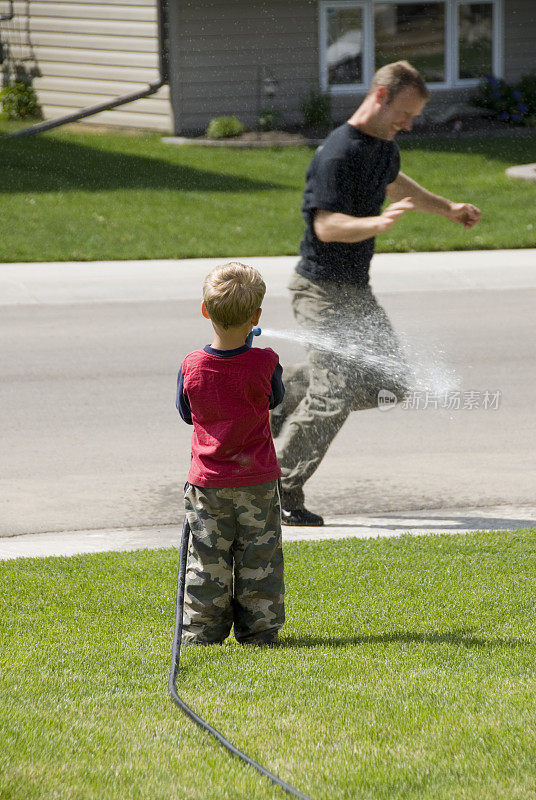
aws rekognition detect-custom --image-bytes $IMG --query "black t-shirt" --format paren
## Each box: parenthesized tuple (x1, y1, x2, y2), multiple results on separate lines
(297, 123, 400, 286)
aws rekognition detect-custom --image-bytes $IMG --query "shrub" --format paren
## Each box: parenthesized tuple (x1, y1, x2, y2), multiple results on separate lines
(0, 80, 43, 120)
(300, 89, 332, 130)
(473, 75, 529, 125)
(206, 116, 245, 139)
(517, 72, 536, 116)
(257, 107, 283, 132)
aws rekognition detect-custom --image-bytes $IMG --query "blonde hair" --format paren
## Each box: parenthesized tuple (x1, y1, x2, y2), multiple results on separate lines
(203, 262, 266, 329)
(370, 60, 430, 103)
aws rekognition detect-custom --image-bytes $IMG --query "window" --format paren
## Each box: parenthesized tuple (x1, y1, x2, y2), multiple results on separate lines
(457, 2, 493, 80)
(326, 5, 365, 86)
(375, 3, 446, 83)
(320, 1, 367, 90)
(319, 0, 502, 92)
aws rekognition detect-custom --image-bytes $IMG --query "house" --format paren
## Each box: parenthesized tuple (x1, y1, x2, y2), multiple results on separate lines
(0, 0, 171, 131)
(166, 0, 535, 133)
(1, 0, 535, 134)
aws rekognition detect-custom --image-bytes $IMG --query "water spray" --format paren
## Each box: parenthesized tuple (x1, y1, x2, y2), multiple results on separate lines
(261, 326, 459, 397)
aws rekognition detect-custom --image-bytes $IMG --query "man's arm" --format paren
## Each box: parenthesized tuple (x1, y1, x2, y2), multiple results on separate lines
(386, 171, 481, 229)
(314, 198, 414, 243)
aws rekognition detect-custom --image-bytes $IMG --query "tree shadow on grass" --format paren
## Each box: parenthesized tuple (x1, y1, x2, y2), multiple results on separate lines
(0, 136, 287, 194)
(281, 629, 534, 650)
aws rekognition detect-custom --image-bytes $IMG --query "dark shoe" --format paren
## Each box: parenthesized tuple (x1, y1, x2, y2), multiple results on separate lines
(236, 626, 280, 646)
(281, 507, 324, 526)
(237, 634, 279, 647)
(181, 638, 224, 647)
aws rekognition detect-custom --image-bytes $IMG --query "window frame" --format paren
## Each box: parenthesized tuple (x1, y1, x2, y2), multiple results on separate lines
(453, 0, 503, 87)
(319, 0, 370, 93)
(318, 0, 503, 93)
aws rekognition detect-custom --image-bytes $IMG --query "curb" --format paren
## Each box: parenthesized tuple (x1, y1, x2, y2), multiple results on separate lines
(162, 135, 323, 148)
(1, 505, 534, 561)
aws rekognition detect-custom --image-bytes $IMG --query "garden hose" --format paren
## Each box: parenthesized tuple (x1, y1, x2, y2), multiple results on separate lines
(168, 516, 314, 800)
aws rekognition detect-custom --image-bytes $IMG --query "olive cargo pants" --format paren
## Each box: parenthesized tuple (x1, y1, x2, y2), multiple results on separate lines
(274, 271, 412, 509)
(182, 481, 285, 645)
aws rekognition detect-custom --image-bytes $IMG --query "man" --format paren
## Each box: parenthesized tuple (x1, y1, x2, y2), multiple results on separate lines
(274, 60, 481, 526)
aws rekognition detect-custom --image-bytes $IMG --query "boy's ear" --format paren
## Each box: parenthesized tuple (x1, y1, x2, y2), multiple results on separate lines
(201, 301, 210, 320)
(252, 308, 262, 325)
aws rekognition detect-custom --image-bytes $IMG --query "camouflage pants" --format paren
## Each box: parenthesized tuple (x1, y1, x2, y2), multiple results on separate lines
(182, 481, 285, 645)
(275, 270, 412, 508)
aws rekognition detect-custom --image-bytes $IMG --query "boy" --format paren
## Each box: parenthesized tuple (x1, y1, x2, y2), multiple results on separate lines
(176, 262, 285, 646)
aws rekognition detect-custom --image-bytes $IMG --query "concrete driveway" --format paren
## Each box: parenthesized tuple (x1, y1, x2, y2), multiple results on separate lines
(1, 250, 535, 557)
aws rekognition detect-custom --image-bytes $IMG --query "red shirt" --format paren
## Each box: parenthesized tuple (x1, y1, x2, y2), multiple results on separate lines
(177, 345, 284, 488)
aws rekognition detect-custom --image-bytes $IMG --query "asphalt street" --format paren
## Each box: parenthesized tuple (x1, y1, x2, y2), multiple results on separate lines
(1, 251, 535, 547)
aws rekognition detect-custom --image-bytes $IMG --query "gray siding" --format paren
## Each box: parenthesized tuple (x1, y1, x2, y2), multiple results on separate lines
(330, 89, 480, 127)
(1, 1, 171, 130)
(171, 0, 318, 134)
(504, 0, 536, 81)
(169, 0, 536, 136)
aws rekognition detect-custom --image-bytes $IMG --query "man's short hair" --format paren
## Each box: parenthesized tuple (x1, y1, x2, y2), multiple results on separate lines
(203, 262, 266, 329)
(370, 60, 430, 102)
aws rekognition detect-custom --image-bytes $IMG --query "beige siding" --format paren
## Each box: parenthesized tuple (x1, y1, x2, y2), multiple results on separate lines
(1, 0, 171, 130)
(504, 0, 536, 81)
(172, 0, 319, 134)
(22, 3, 157, 21)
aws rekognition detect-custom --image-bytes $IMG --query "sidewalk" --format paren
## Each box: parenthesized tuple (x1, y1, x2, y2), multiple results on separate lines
(2, 249, 534, 561)
(1, 249, 536, 306)
(1, 505, 534, 561)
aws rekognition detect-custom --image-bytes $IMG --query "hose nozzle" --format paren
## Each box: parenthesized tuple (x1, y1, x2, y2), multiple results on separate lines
(246, 326, 262, 348)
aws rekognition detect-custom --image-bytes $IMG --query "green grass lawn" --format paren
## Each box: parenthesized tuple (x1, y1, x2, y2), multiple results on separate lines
(1, 121, 535, 262)
(2, 530, 536, 800)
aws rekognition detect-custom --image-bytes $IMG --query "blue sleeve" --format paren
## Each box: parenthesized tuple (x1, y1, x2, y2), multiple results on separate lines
(269, 362, 285, 410)
(176, 367, 193, 425)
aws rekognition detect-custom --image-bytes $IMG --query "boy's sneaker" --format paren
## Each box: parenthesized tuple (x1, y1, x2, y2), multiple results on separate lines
(237, 632, 279, 646)
(281, 507, 324, 526)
